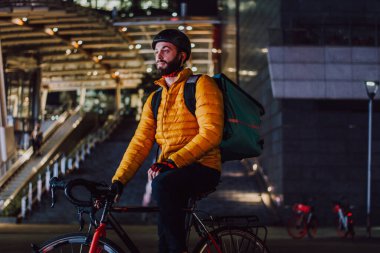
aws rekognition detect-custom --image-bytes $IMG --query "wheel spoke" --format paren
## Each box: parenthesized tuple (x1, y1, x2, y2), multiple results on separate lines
(194, 227, 269, 253)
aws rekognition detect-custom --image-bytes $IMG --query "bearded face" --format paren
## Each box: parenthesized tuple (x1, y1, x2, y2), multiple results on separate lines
(156, 52, 183, 76)
(154, 41, 185, 76)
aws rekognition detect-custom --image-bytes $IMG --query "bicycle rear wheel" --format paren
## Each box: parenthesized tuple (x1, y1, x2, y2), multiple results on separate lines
(193, 226, 269, 253)
(286, 214, 307, 239)
(37, 233, 123, 253)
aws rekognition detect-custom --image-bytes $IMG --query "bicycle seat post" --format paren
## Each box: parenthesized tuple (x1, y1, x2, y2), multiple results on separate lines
(185, 190, 216, 239)
(184, 196, 196, 246)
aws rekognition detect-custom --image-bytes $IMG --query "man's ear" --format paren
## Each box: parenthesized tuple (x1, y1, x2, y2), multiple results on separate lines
(180, 51, 187, 64)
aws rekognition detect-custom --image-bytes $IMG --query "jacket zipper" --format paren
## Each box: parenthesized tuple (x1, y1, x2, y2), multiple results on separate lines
(161, 86, 170, 160)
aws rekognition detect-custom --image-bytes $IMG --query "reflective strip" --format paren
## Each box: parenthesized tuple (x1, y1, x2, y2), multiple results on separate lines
(228, 118, 260, 129)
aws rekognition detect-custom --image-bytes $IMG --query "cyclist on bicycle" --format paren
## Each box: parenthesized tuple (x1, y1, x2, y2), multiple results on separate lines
(111, 29, 224, 253)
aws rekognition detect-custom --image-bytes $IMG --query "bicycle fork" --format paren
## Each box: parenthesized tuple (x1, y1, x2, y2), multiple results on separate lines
(337, 209, 348, 231)
(89, 223, 107, 253)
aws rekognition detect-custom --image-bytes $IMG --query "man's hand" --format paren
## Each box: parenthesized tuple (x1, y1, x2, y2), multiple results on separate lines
(110, 180, 124, 203)
(148, 160, 177, 180)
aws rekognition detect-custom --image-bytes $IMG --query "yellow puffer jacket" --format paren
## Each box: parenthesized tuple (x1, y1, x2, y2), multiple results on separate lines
(112, 68, 224, 184)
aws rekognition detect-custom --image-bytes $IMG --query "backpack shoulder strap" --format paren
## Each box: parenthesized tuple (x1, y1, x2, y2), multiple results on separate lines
(152, 75, 201, 120)
(184, 74, 201, 116)
(151, 87, 162, 120)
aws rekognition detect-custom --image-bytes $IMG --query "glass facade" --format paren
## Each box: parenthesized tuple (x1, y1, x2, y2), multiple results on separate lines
(269, 0, 380, 46)
(219, 0, 380, 225)
(219, 0, 237, 82)
(220, 0, 283, 196)
(5, 68, 38, 149)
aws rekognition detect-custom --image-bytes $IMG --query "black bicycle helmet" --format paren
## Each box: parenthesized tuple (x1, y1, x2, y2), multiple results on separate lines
(152, 29, 191, 61)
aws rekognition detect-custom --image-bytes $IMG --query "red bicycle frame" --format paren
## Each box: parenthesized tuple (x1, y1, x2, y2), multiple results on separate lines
(293, 203, 311, 214)
(89, 223, 107, 253)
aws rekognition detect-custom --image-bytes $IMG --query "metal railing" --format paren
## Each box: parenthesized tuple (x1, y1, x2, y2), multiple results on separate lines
(240, 157, 282, 219)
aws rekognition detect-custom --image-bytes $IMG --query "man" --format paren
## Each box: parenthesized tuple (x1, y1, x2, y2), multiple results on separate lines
(111, 29, 224, 253)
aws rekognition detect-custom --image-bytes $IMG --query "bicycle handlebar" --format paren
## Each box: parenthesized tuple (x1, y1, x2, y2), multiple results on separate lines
(49, 177, 113, 208)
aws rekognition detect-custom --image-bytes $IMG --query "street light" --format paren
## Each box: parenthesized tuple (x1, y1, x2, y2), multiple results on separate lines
(364, 80, 379, 238)
(365, 81, 379, 99)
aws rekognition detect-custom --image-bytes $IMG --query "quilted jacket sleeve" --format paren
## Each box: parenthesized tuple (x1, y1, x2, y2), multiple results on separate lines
(168, 75, 224, 167)
(112, 93, 156, 184)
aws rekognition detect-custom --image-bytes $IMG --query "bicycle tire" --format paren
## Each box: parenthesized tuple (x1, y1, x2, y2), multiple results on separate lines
(347, 222, 355, 239)
(306, 216, 318, 239)
(336, 218, 347, 238)
(37, 232, 124, 253)
(192, 226, 270, 253)
(286, 214, 307, 239)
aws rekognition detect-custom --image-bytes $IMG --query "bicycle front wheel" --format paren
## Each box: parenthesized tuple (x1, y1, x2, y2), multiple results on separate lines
(37, 233, 123, 253)
(193, 226, 270, 253)
(336, 218, 348, 238)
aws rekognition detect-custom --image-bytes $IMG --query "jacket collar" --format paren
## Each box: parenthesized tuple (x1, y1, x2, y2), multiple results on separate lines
(154, 68, 193, 89)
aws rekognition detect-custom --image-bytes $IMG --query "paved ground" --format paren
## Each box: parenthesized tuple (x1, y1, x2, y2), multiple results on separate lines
(0, 223, 379, 253)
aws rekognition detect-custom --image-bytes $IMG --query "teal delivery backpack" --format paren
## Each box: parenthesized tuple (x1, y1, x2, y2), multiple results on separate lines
(152, 73, 265, 162)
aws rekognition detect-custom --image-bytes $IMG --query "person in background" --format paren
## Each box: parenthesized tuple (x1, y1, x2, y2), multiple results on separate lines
(111, 29, 224, 253)
(31, 123, 43, 156)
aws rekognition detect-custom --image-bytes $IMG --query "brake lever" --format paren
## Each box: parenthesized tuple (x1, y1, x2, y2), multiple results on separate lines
(49, 177, 65, 208)
(77, 208, 87, 231)
(50, 185, 57, 208)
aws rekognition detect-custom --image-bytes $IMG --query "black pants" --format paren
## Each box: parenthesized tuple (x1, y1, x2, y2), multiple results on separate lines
(31, 139, 41, 153)
(151, 163, 220, 253)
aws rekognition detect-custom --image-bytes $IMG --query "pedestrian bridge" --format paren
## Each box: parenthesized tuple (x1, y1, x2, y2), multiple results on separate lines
(1, 0, 219, 92)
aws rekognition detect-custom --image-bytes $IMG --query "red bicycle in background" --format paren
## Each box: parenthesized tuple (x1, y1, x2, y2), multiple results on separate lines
(332, 200, 355, 238)
(286, 202, 318, 239)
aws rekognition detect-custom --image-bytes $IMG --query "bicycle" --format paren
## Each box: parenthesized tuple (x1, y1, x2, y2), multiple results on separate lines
(332, 200, 355, 238)
(286, 202, 318, 239)
(31, 177, 270, 253)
